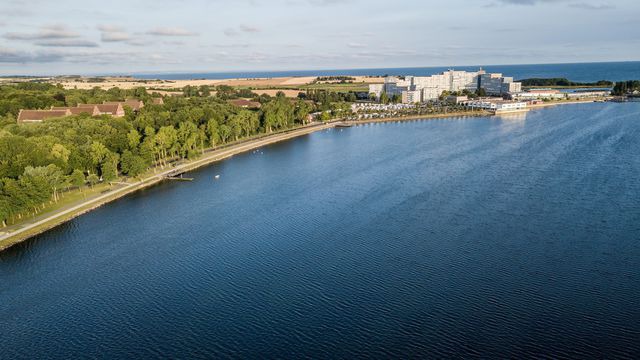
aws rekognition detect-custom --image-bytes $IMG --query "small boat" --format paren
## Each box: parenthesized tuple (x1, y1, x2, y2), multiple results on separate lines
(214, 175, 221, 180)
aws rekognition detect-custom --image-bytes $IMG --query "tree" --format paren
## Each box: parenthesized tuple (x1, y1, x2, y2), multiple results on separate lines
(294, 100, 313, 124)
(219, 124, 232, 143)
(127, 129, 141, 151)
(87, 173, 99, 187)
(206, 119, 220, 147)
(50, 143, 70, 167)
(70, 169, 85, 189)
(23, 165, 65, 203)
(101, 152, 119, 182)
(121, 150, 146, 177)
(155, 126, 177, 166)
(320, 111, 331, 122)
(176, 121, 199, 158)
(89, 141, 109, 175)
(379, 92, 389, 104)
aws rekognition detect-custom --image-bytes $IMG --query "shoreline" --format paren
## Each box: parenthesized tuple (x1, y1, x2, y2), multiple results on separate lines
(0, 122, 334, 251)
(0, 100, 604, 252)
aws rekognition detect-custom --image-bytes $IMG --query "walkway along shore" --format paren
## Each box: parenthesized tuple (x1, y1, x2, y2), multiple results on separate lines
(0, 99, 604, 252)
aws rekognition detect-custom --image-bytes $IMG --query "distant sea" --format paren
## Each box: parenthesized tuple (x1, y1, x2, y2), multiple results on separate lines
(134, 61, 640, 83)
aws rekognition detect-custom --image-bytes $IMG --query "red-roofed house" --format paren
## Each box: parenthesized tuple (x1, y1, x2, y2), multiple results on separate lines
(104, 99, 144, 111)
(17, 109, 72, 123)
(79, 103, 125, 117)
(51, 106, 100, 116)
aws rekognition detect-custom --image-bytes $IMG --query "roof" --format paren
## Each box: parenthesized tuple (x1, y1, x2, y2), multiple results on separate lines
(51, 106, 100, 115)
(103, 99, 144, 111)
(526, 89, 561, 94)
(17, 109, 71, 122)
(151, 98, 164, 105)
(80, 103, 124, 115)
(97, 103, 124, 114)
(227, 99, 261, 108)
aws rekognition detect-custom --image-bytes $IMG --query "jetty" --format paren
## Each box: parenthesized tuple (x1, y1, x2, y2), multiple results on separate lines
(164, 169, 194, 181)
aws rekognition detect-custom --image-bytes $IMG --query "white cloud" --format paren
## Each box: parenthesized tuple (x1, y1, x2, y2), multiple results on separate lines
(4, 24, 79, 40)
(147, 27, 197, 36)
(347, 42, 367, 48)
(35, 39, 99, 47)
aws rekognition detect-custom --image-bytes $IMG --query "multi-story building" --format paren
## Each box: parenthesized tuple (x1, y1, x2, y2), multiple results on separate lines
(463, 99, 528, 113)
(370, 68, 522, 103)
(402, 90, 422, 104)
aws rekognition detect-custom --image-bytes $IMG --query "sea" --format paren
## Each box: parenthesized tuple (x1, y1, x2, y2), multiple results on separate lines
(2, 102, 640, 358)
(134, 61, 640, 83)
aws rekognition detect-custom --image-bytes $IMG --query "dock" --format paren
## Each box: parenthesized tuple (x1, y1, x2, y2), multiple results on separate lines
(164, 169, 194, 181)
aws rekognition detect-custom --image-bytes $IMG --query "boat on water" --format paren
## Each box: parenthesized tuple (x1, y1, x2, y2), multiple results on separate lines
(214, 175, 221, 180)
(335, 123, 353, 128)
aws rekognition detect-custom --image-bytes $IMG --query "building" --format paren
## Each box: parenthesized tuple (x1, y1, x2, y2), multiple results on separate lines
(51, 105, 100, 116)
(402, 90, 422, 104)
(18, 101, 128, 124)
(446, 95, 469, 104)
(464, 99, 528, 113)
(17, 109, 72, 123)
(369, 68, 522, 103)
(369, 84, 384, 99)
(478, 72, 520, 95)
(104, 99, 144, 111)
(510, 89, 564, 100)
(79, 103, 125, 117)
(151, 97, 165, 105)
(510, 89, 609, 101)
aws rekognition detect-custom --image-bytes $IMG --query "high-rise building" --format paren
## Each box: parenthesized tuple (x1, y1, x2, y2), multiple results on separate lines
(369, 69, 522, 103)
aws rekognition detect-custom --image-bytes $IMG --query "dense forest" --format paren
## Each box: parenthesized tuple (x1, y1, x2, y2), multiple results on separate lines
(612, 80, 640, 95)
(519, 78, 613, 87)
(0, 83, 350, 227)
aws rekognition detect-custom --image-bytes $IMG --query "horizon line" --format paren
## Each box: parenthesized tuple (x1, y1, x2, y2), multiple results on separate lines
(2, 59, 638, 79)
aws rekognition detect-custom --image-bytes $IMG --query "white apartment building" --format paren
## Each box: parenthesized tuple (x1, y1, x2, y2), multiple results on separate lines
(369, 68, 522, 103)
(402, 90, 422, 104)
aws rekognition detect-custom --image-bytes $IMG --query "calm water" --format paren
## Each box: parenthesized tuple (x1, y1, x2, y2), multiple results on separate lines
(2, 103, 640, 358)
(135, 61, 640, 82)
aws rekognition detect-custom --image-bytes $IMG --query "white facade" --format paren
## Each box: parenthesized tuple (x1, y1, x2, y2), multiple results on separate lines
(370, 68, 522, 103)
(464, 99, 528, 112)
(402, 90, 422, 104)
(369, 84, 384, 99)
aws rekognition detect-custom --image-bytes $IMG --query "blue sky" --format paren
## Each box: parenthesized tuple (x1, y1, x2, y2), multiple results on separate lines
(0, 0, 637, 75)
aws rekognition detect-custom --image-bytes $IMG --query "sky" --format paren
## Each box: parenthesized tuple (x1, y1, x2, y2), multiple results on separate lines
(0, 0, 638, 75)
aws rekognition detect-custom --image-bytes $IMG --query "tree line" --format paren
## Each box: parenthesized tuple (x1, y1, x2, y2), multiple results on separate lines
(0, 84, 322, 227)
(612, 80, 640, 95)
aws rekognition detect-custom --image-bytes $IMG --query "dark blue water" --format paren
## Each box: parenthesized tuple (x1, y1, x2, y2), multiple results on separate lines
(2, 103, 640, 358)
(134, 61, 640, 82)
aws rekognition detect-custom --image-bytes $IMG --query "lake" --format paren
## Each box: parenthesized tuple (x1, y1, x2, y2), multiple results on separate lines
(2, 103, 640, 358)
